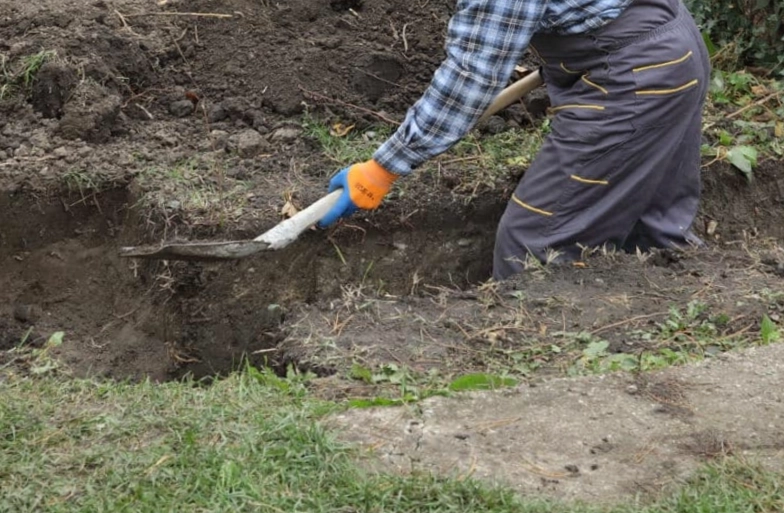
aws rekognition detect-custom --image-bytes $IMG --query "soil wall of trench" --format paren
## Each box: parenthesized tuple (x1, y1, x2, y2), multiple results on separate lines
(0, 163, 782, 381)
(1, 0, 783, 381)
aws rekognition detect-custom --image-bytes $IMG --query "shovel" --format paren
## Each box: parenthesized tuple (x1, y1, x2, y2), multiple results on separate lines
(119, 69, 543, 261)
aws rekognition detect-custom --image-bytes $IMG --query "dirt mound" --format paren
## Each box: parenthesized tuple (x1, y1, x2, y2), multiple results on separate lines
(179, 0, 455, 119)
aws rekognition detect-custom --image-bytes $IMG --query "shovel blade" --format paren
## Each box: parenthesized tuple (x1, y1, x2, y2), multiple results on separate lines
(119, 239, 271, 261)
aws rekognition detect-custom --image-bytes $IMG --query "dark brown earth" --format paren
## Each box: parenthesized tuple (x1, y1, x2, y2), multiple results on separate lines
(0, 0, 782, 387)
(1, 0, 783, 506)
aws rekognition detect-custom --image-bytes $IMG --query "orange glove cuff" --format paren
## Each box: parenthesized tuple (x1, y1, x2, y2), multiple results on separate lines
(347, 160, 398, 210)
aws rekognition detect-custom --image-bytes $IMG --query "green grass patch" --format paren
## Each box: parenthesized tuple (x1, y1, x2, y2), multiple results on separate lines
(1, 364, 783, 512)
(302, 114, 393, 168)
(132, 158, 252, 227)
(0, 50, 56, 100)
(303, 113, 546, 201)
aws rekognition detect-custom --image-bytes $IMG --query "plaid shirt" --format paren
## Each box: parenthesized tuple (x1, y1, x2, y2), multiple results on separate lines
(374, 0, 632, 175)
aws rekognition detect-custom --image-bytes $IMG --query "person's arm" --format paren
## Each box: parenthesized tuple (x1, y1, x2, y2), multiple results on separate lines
(318, 0, 548, 227)
(374, 0, 548, 175)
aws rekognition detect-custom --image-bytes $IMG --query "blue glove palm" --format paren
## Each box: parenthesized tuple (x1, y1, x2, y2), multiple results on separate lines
(318, 166, 357, 228)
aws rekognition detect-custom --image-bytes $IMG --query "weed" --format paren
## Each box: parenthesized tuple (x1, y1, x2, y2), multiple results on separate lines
(702, 70, 783, 177)
(0, 50, 56, 100)
(760, 314, 780, 345)
(302, 114, 392, 167)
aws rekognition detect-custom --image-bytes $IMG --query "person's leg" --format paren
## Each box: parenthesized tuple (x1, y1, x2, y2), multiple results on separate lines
(493, 1, 710, 280)
(622, 9, 711, 253)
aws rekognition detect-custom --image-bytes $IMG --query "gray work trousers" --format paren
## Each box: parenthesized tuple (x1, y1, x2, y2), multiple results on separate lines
(493, 0, 711, 280)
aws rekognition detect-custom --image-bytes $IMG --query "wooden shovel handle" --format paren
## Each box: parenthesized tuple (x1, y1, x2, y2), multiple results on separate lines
(478, 69, 543, 125)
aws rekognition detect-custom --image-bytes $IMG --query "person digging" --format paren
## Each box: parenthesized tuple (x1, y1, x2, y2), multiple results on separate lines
(317, 0, 711, 280)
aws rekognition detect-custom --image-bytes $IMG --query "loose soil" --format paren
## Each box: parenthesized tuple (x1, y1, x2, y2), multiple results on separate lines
(1, 0, 783, 505)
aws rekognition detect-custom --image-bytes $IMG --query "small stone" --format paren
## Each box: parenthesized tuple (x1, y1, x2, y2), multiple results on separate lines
(234, 129, 267, 158)
(0, 150, 7, 160)
(166, 200, 181, 211)
(13, 303, 41, 323)
(626, 384, 639, 395)
(53, 146, 69, 158)
(457, 238, 472, 247)
(209, 130, 230, 151)
(269, 126, 302, 143)
(208, 103, 228, 123)
(564, 464, 580, 474)
(77, 145, 93, 157)
(14, 144, 31, 157)
(169, 99, 194, 118)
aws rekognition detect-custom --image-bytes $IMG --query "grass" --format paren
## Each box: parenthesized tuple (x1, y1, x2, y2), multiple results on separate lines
(302, 114, 394, 168)
(0, 50, 56, 100)
(1, 362, 784, 513)
(132, 158, 252, 231)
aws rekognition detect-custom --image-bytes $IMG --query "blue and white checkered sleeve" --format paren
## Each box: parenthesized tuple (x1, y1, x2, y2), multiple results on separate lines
(374, 0, 548, 176)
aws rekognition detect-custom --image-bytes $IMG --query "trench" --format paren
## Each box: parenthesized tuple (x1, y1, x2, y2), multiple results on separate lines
(0, 162, 782, 382)
(0, 186, 503, 382)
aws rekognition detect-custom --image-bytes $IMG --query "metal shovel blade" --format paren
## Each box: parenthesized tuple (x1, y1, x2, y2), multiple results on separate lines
(118, 239, 272, 261)
(119, 190, 342, 261)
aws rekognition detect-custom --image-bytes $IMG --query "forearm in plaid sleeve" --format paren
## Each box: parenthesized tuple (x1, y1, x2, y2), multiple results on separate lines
(374, 0, 547, 175)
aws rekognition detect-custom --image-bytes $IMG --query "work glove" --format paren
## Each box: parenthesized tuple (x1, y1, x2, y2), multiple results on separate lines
(318, 160, 398, 228)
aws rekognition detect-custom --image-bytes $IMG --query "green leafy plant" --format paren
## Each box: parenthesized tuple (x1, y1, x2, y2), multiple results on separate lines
(686, 0, 784, 72)
(448, 373, 518, 392)
(760, 315, 780, 345)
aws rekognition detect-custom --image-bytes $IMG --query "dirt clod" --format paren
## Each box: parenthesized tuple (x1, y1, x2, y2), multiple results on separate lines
(232, 129, 269, 158)
(58, 82, 122, 142)
(169, 100, 195, 118)
(30, 61, 78, 118)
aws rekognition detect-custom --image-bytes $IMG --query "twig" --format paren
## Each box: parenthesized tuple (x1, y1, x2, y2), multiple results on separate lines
(440, 156, 482, 165)
(136, 103, 154, 120)
(124, 12, 234, 18)
(299, 87, 400, 126)
(475, 416, 522, 433)
(726, 90, 783, 119)
(355, 69, 400, 89)
(590, 312, 668, 335)
(401, 23, 411, 53)
(114, 10, 142, 37)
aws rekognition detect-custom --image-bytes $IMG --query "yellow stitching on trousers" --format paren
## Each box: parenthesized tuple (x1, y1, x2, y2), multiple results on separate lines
(511, 194, 553, 217)
(581, 75, 608, 95)
(636, 79, 699, 96)
(633, 51, 693, 72)
(570, 174, 609, 185)
(560, 62, 582, 74)
(529, 44, 546, 64)
(550, 104, 605, 112)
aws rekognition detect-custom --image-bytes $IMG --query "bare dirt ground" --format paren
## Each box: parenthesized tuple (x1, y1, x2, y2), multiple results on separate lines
(1, 0, 783, 505)
(330, 342, 784, 505)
